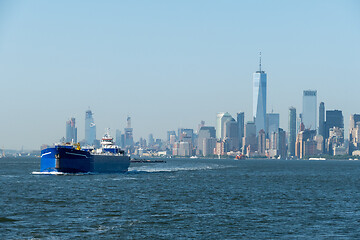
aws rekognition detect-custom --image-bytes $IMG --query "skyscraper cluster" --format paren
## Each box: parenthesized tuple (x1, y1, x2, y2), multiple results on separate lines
(160, 55, 354, 159)
(63, 110, 136, 154)
(60, 55, 358, 159)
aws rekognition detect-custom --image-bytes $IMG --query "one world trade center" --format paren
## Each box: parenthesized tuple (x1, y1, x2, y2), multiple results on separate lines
(253, 53, 267, 136)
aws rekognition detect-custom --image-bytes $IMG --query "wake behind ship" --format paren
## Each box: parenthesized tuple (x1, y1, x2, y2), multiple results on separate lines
(40, 130, 130, 173)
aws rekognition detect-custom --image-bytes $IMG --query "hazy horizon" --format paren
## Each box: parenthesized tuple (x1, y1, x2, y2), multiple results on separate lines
(0, 0, 359, 150)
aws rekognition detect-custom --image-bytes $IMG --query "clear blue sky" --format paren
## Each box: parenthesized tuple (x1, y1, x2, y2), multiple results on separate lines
(0, 0, 359, 150)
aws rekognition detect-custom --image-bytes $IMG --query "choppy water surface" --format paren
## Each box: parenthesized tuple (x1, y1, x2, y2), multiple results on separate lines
(1, 157, 360, 239)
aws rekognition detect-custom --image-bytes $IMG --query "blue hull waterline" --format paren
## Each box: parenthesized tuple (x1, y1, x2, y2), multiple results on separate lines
(41, 146, 130, 173)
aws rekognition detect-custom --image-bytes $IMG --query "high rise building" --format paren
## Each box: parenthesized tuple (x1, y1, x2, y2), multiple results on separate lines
(167, 130, 176, 142)
(318, 102, 325, 137)
(120, 133, 125, 148)
(297, 113, 303, 133)
(295, 129, 317, 159)
(140, 137, 147, 148)
(349, 114, 360, 154)
(277, 128, 287, 158)
(178, 142, 191, 156)
(198, 126, 216, 140)
(124, 116, 134, 147)
(215, 140, 226, 156)
(325, 110, 344, 139)
(115, 129, 122, 146)
(66, 117, 77, 143)
(350, 114, 360, 130)
(326, 127, 345, 155)
(302, 90, 317, 131)
(178, 128, 185, 141)
(197, 120, 205, 134)
(266, 113, 280, 137)
(198, 126, 216, 154)
(288, 107, 297, 157)
(258, 129, 266, 155)
(85, 109, 96, 145)
(224, 118, 239, 151)
(203, 138, 216, 157)
(243, 121, 257, 155)
(169, 134, 176, 146)
(270, 131, 278, 150)
(148, 133, 155, 146)
(318, 103, 326, 154)
(237, 112, 245, 149)
(253, 53, 267, 135)
(216, 112, 233, 140)
(179, 128, 194, 142)
(216, 113, 224, 139)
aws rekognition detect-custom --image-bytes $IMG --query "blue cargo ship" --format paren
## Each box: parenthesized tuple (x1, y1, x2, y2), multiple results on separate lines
(40, 130, 130, 173)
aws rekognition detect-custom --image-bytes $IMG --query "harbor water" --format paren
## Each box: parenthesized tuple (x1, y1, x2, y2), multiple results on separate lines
(1, 157, 360, 239)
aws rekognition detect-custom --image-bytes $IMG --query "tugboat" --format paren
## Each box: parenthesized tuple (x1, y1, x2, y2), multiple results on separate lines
(40, 129, 130, 173)
(235, 154, 246, 160)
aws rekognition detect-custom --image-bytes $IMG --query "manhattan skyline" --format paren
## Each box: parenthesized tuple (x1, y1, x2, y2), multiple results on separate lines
(0, 1, 359, 150)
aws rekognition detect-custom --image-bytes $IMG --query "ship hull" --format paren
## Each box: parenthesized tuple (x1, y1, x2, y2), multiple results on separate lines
(93, 155, 129, 173)
(40, 147, 130, 173)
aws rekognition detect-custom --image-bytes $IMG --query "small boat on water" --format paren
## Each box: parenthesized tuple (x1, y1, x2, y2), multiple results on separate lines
(40, 129, 130, 173)
(308, 157, 326, 161)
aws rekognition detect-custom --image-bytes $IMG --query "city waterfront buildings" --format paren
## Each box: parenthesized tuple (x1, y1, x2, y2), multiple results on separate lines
(53, 66, 357, 159)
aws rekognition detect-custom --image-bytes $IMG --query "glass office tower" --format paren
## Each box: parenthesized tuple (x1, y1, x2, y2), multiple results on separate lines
(253, 56, 267, 135)
(288, 107, 296, 157)
(85, 109, 96, 145)
(302, 90, 317, 131)
(266, 113, 280, 136)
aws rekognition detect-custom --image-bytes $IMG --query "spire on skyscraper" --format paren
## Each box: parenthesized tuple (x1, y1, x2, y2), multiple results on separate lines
(259, 52, 262, 72)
